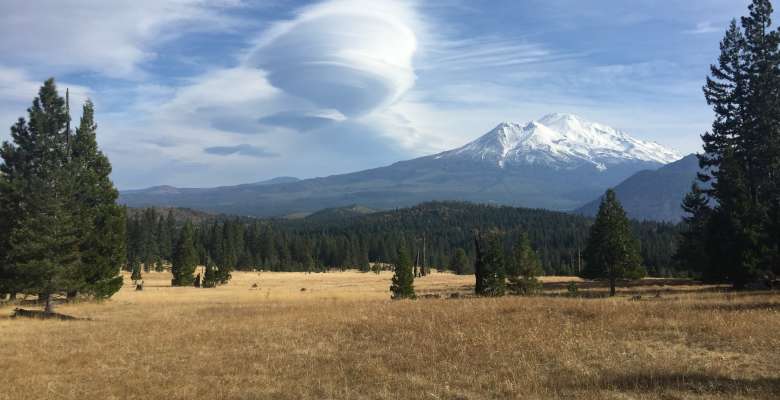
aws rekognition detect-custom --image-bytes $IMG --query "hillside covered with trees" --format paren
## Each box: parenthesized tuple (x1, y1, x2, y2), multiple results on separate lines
(126, 201, 682, 278)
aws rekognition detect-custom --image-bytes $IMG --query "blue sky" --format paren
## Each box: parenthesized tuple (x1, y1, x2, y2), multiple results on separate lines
(0, 0, 751, 189)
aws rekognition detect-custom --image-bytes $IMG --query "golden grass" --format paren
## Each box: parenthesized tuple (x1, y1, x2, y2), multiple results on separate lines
(1, 271, 779, 399)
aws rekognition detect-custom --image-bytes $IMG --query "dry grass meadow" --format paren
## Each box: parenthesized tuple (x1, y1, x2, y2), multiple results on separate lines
(1, 270, 779, 399)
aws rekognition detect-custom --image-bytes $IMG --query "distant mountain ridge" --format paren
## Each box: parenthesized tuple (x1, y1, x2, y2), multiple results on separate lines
(576, 154, 700, 222)
(119, 114, 680, 217)
(249, 176, 300, 186)
(122, 176, 301, 195)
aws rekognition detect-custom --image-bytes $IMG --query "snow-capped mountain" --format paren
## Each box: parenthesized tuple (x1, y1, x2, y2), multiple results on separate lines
(436, 113, 681, 170)
(121, 113, 682, 216)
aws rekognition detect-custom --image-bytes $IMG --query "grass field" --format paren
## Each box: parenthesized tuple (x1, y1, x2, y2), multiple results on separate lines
(1, 270, 779, 399)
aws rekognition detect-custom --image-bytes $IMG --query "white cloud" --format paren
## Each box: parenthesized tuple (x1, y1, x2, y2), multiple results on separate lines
(245, 0, 419, 118)
(158, 67, 279, 115)
(0, 66, 91, 129)
(685, 21, 721, 35)
(0, 0, 243, 78)
(420, 38, 564, 71)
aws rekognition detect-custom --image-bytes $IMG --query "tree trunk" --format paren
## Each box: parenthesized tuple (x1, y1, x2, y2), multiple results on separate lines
(43, 293, 53, 313)
(609, 277, 616, 297)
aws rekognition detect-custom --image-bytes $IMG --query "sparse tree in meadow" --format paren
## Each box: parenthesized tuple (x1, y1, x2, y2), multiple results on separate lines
(358, 250, 370, 272)
(474, 232, 506, 296)
(483, 234, 507, 296)
(451, 248, 469, 275)
(583, 189, 644, 296)
(202, 259, 216, 288)
(507, 233, 542, 295)
(171, 221, 198, 286)
(390, 246, 415, 299)
(130, 258, 142, 283)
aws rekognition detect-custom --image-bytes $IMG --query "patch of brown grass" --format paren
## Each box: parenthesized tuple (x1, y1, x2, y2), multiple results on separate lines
(1, 271, 778, 399)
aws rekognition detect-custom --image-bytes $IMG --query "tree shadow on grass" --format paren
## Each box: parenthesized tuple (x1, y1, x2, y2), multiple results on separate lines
(599, 373, 780, 399)
(539, 280, 731, 300)
(690, 302, 780, 312)
(538, 291, 611, 299)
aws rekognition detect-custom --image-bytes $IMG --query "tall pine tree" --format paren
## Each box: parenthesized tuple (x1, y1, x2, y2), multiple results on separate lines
(451, 248, 470, 275)
(676, 183, 713, 279)
(70, 100, 125, 298)
(583, 189, 644, 296)
(474, 232, 506, 296)
(0, 79, 81, 311)
(684, 1, 780, 287)
(390, 245, 415, 299)
(507, 233, 542, 295)
(171, 221, 198, 286)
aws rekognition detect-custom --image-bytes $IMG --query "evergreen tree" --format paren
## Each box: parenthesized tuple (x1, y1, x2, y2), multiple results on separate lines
(451, 248, 469, 275)
(583, 190, 644, 296)
(157, 211, 173, 263)
(202, 258, 217, 288)
(473, 233, 485, 294)
(0, 79, 81, 311)
(477, 233, 506, 296)
(130, 258, 142, 282)
(507, 233, 542, 295)
(390, 246, 415, 299)
(171, 221, 197, 286)
(683, 1, 780, 287)
(70, 100, 125, 298)
(8, 175, 82, 312)
(675, 183, 713, 278)
(358, 247, 370, 272)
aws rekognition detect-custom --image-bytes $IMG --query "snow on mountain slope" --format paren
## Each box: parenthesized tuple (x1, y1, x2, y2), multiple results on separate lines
(435, 113, 681, 170)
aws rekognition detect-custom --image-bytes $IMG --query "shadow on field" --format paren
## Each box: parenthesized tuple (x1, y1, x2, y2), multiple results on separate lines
(720, 290, 780, 299)
(691, 302, 780, 312)
(601, 373, 780, 399)
(543, 279, 711, 291)
(540, 279, 730, 299)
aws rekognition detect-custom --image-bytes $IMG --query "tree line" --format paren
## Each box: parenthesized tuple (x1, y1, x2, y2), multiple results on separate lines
(126, 201, 682, 278)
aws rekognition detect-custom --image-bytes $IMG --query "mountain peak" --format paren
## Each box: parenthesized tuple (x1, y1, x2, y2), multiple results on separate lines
(439, 113, 682, 170)
(537, 112, 585, 124)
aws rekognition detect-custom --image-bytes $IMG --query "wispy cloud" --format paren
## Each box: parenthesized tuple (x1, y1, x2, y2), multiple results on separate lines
(420, 38, 579, 71)
(684, 21, 721, 35)
(0, 0, 244, 78)
(204, 144, 278, 158)
(0, 66, 91, 125)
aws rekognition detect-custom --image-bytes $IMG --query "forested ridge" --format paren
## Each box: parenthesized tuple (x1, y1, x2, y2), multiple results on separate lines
(126, 201, 682, 277)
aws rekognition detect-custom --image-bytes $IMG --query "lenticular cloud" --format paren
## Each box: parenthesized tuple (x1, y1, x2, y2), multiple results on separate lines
(247, 0, 417, 119)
